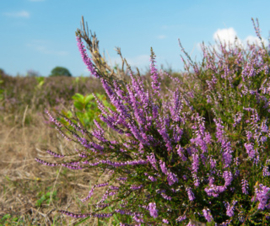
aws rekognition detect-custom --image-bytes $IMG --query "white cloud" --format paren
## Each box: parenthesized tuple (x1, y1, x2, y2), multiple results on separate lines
(157, 35, 167, 40)
(213, 27, 269, 49)
(244, 35, 268, 47)
(195, 27, 269, 55)
(3, 10, 30, 18)
(27, 40, 68, 56)
(213, 27, 240, 46)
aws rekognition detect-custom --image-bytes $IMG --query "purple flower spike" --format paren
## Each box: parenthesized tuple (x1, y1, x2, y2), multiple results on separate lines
(147, 153, 158, 170)
(162, 219, 169, 224)
(35, 158, 59, 167)
(47, 150, 65, 158)
(148, 202, 158, 218)
(186, 187, 195, 201)
(176, 214, 186, 222)
(224, 200, 237, 217)
(241, 179, 249, 195)
(202, 208, 213, 222)
(223, 171, 233, 186)
(159, 160, 168, 175)
(81, 185, 96, 202)
(150, 48, 161, 96)
(167, 172, 178, 186)
(76, 36, 100, 78)
(254, 184, 270, 210)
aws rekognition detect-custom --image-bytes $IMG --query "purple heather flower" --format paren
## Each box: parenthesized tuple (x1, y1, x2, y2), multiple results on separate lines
(96, 182, 109, 188)
(205, 184, 226, 197)
(47, 150, 65, 158)
(59, 210, 89, 218)
(160, 191, 172, 201)
(81, 185, 96, 202)
(148, 202, 158, 218)
(186, 187, 195, 201)
(150, 50, 161, 96)
(170, 89, 182, 123)
(45, 110, 63, 128)
(92, 213, 113, 218)
(224, 200, 237, 217)
(191, 154, 199, 173)
(35, 158, 59, 167)
(162, 219, 169, 224)
(222, 141, 233, 168)
(208, 176, 215, 185)
(192, 174, 200, 187)
(130, 185, 143, 190)
(147, 153, 158, 170)
(233, 112, 243, 127)
(244, 142, 256, 159)
(210, 157, 216, 169)
(263, 162, 270, 176)
(254, 184, 270, 210)
(76, 36, 99, 78)
(177, 145, 187, 161)
(223, 171, 233, 186)
(176, 214, 186, 222)
(241, 179, 249, 195)
(109, 186, 119, 190)
(133, 215, 144, 223)
(186, 221, 196, 226)
(159, 160, 168, 175)
(202, 208, 213, 222)
(148, 176, 157, 182)
(167, 172, 178, 186)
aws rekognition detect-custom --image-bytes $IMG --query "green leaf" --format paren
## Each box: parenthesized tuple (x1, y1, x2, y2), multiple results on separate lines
(72, 93, 85, 102)
(85, 94, 95, 104)
(74, 101, 84, 111)
(2, 214, 11, 220)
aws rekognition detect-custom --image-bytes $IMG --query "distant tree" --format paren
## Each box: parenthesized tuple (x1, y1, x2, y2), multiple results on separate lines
(49, 66, 72, 77)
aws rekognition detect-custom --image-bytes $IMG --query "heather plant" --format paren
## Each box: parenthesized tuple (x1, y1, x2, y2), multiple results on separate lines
(36, 17, 270, 225)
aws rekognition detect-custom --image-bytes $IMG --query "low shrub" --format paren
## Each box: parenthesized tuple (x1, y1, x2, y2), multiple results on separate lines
(36, 17, 270, 225)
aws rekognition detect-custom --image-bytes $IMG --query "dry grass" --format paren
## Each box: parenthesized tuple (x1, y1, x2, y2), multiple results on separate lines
(0, 107, 119, 225)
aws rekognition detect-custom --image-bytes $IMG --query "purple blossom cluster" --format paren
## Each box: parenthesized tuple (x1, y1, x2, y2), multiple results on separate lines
(224, 200, 238, 217)
(186, 186, 195, 201)
(148, 202, 158, 218)
(254, 183, 270, 210)
(202, 208, 213, 222)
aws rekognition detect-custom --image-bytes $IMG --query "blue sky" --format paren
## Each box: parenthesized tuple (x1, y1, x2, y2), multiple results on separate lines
(1, 0, 270, 77)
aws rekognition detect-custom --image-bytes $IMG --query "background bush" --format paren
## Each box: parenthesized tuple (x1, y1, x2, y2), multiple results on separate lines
(49, 66, 72, 77)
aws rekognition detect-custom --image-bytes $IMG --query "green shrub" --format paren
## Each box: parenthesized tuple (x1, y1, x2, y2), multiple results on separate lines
(58, 93, 115, 132)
